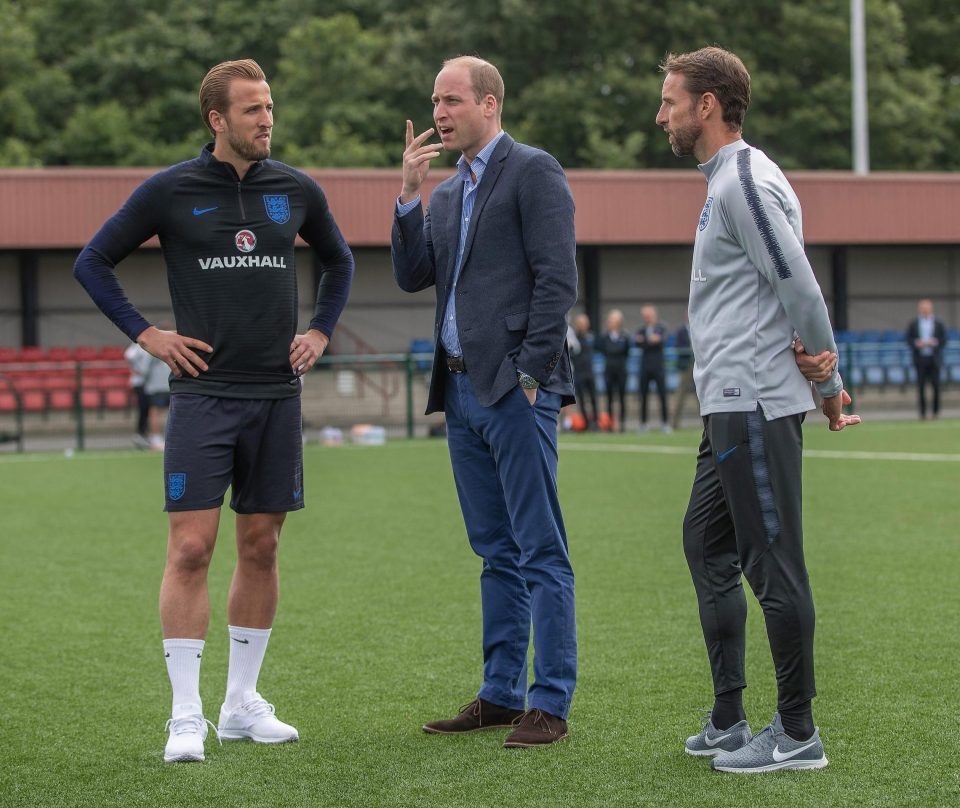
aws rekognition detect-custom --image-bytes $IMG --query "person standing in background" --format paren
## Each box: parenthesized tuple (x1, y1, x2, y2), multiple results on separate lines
(569, 313, 598, 429)
(125, 341, 152, 449)
(635, 304, 669, 432)
(142, 325, 174, 450)
(597, 309, 630, 432)
(670, 317, 697, 430)
(906, 298, 947, 419)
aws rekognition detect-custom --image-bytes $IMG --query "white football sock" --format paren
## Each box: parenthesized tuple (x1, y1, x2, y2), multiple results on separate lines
(225, 625, 272, 708)
(163, 638, 205, 713)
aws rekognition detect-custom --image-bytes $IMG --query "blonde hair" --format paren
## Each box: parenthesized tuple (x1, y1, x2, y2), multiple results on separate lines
(199, 59, 267, 136)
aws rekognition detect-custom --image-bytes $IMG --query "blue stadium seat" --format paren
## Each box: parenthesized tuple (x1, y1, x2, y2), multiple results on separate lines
(409, 339, 434, 371)
(945, 346, 960, 384)
(852, 345, 884, 386)
(880, 345, 910, 385)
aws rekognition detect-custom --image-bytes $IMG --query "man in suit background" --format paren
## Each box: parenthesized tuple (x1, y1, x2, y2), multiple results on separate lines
(906, 298, 947, 419)
(635, 304, 670, 432)
(597, 308, 631, 431)
(569, 313, 599, 430)
(391, 56, 578, 748)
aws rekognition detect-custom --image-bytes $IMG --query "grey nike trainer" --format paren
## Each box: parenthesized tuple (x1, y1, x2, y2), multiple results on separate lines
(685, 718, 752, 757)
(711, 713, 828, 773)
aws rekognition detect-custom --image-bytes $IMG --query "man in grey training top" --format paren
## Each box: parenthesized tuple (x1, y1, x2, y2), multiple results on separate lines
(656, 46, 860, 774)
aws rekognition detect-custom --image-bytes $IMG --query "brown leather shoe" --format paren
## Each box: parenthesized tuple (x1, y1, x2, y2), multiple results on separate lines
(503, 708, 569, 748)
(422, 698, 524, 734)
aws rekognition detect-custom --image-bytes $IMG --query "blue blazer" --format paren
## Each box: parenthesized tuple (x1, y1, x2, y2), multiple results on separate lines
(392, 133, 578, 414)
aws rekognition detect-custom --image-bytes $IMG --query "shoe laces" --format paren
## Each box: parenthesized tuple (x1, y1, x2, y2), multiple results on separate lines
(458, 699, 482, 718)
(239, 694, 277, 719)
(165, 715, 222, 745)
(512, 708, 557, 735)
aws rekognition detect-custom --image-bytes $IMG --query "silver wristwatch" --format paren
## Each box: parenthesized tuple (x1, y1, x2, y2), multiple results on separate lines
(517, 371, 540, 390)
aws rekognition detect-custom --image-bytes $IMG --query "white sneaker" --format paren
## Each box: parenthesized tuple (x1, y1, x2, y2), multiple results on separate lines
(164, 703, 217, 763)
(218, 692, 299, 743)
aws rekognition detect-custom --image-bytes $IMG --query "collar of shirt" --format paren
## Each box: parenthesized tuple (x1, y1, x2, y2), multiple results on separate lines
(456, 130, 506, 188)
(698, 138, 746, 181)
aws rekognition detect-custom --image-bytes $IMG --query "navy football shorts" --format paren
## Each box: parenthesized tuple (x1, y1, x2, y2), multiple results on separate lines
(163, 393, 304, 514)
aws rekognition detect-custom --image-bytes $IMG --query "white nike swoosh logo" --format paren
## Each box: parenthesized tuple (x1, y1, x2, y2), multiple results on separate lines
(772, 740, 818, 762)
(704, 732, 732, 747)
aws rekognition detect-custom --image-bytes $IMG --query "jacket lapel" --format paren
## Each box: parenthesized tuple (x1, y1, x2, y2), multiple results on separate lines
(443, 178, 464, 286)
(457, 134, 513, 277)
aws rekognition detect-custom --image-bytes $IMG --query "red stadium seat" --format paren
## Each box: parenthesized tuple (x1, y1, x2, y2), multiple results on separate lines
(48, 389, 76, 411)
(43, 374, 77, 391)
(0, 390, 17, 412)
(18, 347, 47, 363)
(13, 376, 45, 392)
(72, 346, 100, 361)
(0, 348, 18, 363)
(80, 388, 102, 409)
(103, 387, 132, 409)
(46, 347, 73, 362)
(19, 389, 46, 412)
(97, 345, 126, 361)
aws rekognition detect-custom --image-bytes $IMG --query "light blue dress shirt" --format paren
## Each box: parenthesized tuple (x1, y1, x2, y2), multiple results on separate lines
(918, 315, 935, 356)
(397, 130, 506, 357)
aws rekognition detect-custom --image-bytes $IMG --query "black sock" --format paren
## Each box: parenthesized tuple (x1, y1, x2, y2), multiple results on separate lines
(779, 701, 815, 741)
(711, 688, 746, 731)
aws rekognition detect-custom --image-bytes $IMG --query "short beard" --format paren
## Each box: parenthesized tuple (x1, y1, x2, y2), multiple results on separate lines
(227, 129, 270, 162)
(668, 119, 702, 157)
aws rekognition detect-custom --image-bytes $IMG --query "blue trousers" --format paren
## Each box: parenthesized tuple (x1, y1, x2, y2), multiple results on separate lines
(444, 371, 577, 719)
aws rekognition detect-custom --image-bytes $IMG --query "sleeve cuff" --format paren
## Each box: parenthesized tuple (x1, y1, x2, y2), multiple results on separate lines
(815, 371, 843, 399)
(396, 196, 421, 217)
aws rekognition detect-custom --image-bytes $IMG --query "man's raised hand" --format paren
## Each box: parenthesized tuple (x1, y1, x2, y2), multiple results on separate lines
(400, 120, 440, 204)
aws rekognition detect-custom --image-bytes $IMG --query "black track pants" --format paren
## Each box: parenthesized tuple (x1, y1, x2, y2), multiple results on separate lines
(682, 406, 816, 710)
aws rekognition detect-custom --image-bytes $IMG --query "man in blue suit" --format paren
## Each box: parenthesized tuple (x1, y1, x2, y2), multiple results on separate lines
(392, 55, 578, 748)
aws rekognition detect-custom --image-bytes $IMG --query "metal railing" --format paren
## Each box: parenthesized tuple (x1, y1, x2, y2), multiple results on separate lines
(2, 343, 958, 452)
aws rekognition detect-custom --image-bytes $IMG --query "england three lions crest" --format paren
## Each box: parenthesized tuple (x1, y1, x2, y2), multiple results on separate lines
(264, 194, 290, 224)
(698, 196, 714, 231)
(167, 472, 186, 501)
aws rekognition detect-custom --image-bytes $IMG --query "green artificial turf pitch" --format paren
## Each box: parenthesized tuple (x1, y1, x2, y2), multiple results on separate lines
(1, 419, 958, 807)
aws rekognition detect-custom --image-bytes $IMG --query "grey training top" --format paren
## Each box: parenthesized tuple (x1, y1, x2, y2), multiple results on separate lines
(689, 140, 842, 420)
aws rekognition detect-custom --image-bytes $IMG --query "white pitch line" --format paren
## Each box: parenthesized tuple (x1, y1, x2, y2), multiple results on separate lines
(0, 450, 152, 464)
(559, 442, 960, 463)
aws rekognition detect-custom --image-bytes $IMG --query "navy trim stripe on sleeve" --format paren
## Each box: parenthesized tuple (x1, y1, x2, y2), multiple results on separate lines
(736, 149, 792, 280)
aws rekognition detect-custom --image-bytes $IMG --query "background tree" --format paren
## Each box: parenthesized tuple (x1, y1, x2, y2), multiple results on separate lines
(0, 0, 956, 170)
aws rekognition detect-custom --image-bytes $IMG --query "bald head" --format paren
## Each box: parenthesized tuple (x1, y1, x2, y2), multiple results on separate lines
(918, 299, 934, 318)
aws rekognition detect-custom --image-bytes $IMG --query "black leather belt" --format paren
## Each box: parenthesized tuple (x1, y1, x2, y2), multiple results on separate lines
(446, 355, 466, 373)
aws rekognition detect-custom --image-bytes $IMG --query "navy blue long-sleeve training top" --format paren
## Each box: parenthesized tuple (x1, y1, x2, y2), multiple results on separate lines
(74, 144, 354, 399)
